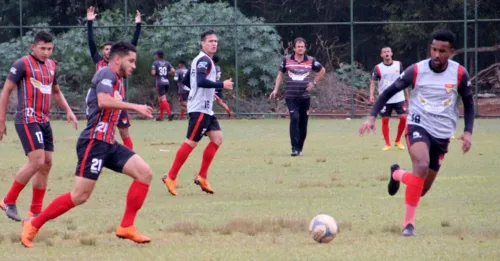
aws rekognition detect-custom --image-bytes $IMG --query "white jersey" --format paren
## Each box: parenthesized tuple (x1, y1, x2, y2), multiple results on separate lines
(372, 61, 405, 104)
(187, 52, 217, 115)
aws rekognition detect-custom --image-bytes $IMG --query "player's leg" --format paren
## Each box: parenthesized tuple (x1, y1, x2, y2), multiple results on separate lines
(194, 116, 222, 194)
(285, 98, 300, 156)
(162, 112, 207, 196)
(394, 101, 407, 150)
(297, 98, 310, 155)
(421, 138, 449, 196)
(380, 104, 392, 150)
(179, 92, 187, 120)
(1, 124, 45, 222)
(118, 111, 133, 150)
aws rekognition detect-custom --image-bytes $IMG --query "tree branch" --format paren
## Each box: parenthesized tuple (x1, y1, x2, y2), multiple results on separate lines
(451, 45, 500, 58)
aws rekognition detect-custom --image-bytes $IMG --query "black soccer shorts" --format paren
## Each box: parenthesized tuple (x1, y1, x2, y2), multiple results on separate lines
(186, 112, 221, 142)
(405, 124, 450, 172)
(379, 101, 406, 117)
(15, 122, 54, 155)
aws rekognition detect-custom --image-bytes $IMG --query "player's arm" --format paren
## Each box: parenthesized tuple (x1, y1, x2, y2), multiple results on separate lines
(87, 20, 102, 63)
(130, 10, 141, 46)
(52, 81, 78, 129)
(458, 69, 474, 135)
(0, 60, 25, 139)
(269, 59, 286, 98)
(151, 63, 156, 76)
(169, 63, 176, 75)
(196, 58, 223, 89)
(310, 59, 325, 89)
(369, 66, 380, 103)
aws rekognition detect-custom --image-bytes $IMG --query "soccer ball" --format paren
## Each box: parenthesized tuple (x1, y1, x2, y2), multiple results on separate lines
(309, 214, 338, 243)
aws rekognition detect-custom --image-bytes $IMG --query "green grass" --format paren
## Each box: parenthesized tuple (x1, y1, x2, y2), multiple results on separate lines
(0, 118, 499, 261)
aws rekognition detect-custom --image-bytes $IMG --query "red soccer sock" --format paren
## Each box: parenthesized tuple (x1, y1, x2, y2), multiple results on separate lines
(162, 101, 172, 117)
(168, 142, 195, 180)
(158, 101, 165, 119)
(4, 180, 26, 204)
(382, 118, 390, 146)
(392, 169, 411, 182)
(198, 142, 220, 179)
(180, 110, 185, 119)
(30, 188, 46, 214)
(395, 116, 407, 143)
(31, 192, 75, 229)
(403, 174, 425, 227)
(123, 136, 134, 150)
(120, 180, 150, 228)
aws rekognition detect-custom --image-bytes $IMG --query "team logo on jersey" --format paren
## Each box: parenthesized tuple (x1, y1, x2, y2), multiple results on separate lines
(445, 84, 455, 93)
(197, 61, 208, 69)
(113, 90, 123, 101)
(121, 117, 128, 124)
(30, 78, 52, 94)
(10, 67, 17, 74)
(287, 71, 310, 81)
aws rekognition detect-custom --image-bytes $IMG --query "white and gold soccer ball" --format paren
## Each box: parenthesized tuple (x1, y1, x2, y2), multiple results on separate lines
(309, 214, 338, 243)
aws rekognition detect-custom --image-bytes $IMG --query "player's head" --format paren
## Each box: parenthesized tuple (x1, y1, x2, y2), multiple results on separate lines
(200, 29, 218, 56)
(155, 50, 164, 60)
(430, 30, 455, 70)
(31, 31, 54, 62)
(380, 47, 393, 62)
(212, 55, 220, 64)
(293, 37, 306, 56)
(102, 41, 114, 60)
(178, 60, 186, 68)
(109, 41, 136, 77)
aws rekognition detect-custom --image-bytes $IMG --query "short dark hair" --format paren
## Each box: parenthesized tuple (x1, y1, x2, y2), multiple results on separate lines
(103, 41, 114, 48)
(201, 29, 216, 41)
(178, 60, 186, 66)
(293, 37, 306, 48)
(110, 41, 136, 59)
(33, 31, 53, 44)
(155, 50, 164, 59)
(432, 30, 455, 48)
(212, 55, 220, 64)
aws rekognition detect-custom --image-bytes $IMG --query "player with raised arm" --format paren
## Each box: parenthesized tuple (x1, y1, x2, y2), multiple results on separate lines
(0, 31, 78, 222)
(213, 55, 233, 118)
(175, 60, 189, 120)
(162, 29, 233, 196)
(359, 30, 474, 237)
(151, 50, 175, 121)
(86, 6, 141, 150)
(21, 42, 154, 248)
(369, 47, 409, 151)
(269, 37, 325, 156)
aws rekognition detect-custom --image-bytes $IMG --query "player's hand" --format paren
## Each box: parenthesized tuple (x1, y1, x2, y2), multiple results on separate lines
(358, 116, 376, 136)
(458, 131, 472, 154)
(0, 120, 6, 141)
(87, 6, 97, 21)
(135, 104, 153, 118)
(305, 82, 315, 91)
(135, 10, 141, 23)
(67, 112, 78, 130)
(369, 95, 375, 104)
(223, 78, 233, 90)
(269, 90, 278, 99)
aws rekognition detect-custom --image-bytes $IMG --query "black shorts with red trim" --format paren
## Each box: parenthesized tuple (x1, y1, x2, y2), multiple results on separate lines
(156, 83, 169, 97)
(186, 112, 221, 142)
(117, 110, 131, 128)
(405, 124, 450, 172)
(379, 101, 406, 117)
(179, 91, 189, 102)
(75, 138, 135, 180)
(15, 122, 54, 155)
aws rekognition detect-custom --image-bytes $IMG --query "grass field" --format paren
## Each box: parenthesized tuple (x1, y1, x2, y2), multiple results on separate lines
(0, 118, 499, 261)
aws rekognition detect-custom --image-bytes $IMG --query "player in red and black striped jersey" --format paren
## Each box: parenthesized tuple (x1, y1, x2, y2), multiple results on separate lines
(21, 42, 154, 248)
(0, 31, 78, 222)
(86, 6, 141, 150)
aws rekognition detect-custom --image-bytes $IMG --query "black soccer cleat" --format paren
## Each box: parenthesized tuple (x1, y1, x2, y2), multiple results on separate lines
(0, 200, 22, 222)
(168, 114, 175, 121)
(388, 164, 401, 196)
(155, 117, 164, 122)
(402, 223, 416, 237)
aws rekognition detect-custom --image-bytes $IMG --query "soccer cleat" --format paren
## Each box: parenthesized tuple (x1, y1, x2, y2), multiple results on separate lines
(194, 176, 214, 194)
(21, 219, 39, 248)
(168, 114, 175, 121)
(297, 151, 303, 156)
(161, 175, 178, 196)
(382, 145, 391, 151)
(291, 149, 299, 156)
(116, 225, 151, 244)
(402, 223, 416, 237)
(27, 211, 40, 219)
(394, 142, 405, 150)
(0, 200, 22, 222)
(388, 164, 401, 196)
(155, 117, 164, 122)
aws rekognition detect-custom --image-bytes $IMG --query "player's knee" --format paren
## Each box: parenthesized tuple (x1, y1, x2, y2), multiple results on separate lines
(136, 163, 153, 184)
(29, 153, 45, 170)
(43, 158, 53, 170)
(70, 190, 92, 206)
(289, 112, 300, 122)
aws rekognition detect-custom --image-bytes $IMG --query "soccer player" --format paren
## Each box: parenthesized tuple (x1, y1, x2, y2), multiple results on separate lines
(213, 55, 233, 118)
(269, 37, 325, 156)
(87, 6, 141, 150)
(162, 29, 233, 196)
(175, 60, 189, 120)
(21, 41, 154, 248)
(369, 47, 409, 151)
(359, 30, 474, 236)
(151, 50, 175, 121)
(0, 31, 78, 222)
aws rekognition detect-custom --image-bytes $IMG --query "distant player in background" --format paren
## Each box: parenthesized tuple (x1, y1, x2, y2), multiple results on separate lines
(21, 42, 154, 248)
(151, 50, 175, 121)
(86, 6, 141, 150)
(269, 37, 325, 156)
(0, 31, 78, 222)
(359, 30, 474, 237)
(213, 55, 233, 118)
(175, 60, 189, 120)
(369, 47, 409, 151)
(162, 29, 233, 196)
